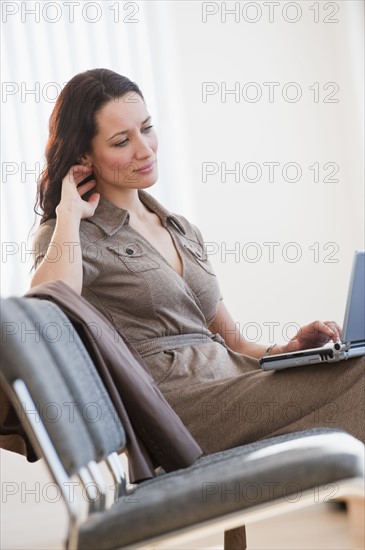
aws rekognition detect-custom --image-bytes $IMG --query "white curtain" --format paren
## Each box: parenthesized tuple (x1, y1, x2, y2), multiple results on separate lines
(1, 0, 195, 297)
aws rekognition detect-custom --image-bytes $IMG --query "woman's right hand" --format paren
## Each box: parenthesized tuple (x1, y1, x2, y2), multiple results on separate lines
(56, 164, 100, 220)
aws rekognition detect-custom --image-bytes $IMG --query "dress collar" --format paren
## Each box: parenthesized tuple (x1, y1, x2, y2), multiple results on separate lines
(86, 189, 186, 237)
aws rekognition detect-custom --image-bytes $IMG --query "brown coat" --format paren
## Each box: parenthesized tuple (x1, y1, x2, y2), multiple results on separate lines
(1, 279, 203, 481)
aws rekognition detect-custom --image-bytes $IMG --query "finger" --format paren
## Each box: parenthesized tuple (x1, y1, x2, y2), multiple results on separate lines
(316, 320, 338, 341)
(72, 163, 93, 171)
(75, 166, 94, 182)
(67, 165, 93, 184)
(324, 321, 342, 342)
(81, 192, 100, 219)
(76, 179, 96, 194)
(88, 192, 100, 208)
(332, 321, 342, 337)
(319, 322, 342, 344)
(325, 321, 342, 339)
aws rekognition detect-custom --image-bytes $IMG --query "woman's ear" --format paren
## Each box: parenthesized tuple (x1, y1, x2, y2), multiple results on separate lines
(78, 153, 92, 167)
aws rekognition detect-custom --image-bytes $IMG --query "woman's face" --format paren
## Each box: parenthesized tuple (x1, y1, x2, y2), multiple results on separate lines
(83, 94, 158, 197)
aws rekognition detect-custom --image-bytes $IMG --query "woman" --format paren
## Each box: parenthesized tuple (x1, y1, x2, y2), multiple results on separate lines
(31, 68, 364, 453)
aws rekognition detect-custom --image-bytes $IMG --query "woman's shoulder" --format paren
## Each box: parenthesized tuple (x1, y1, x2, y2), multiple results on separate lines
(169, 212, 206, 247)
(32, 218, 56, 243)
(140, 190, 205, 244)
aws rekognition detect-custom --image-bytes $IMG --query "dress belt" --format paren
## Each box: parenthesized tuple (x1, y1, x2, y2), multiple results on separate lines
(134, 332, 227, 358)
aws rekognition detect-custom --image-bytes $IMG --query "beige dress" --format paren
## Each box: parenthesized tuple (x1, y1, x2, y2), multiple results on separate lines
(32, 190, 365, 453)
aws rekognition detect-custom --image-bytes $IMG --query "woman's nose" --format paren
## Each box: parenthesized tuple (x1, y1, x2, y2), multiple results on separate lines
(134, 135, 155, 159)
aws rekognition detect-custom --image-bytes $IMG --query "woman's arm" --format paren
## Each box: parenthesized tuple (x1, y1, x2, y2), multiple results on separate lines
(208, 300, 342, 359)
(30, 165, 100, 295)
(208, 300, 281, 359)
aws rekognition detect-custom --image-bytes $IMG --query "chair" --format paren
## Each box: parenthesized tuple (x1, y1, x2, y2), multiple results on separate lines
(1, 296, 364, 549)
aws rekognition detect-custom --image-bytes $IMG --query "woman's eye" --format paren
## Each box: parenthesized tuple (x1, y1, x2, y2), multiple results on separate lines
(114, 126, 153, 147)
(114, 140, 128, 147)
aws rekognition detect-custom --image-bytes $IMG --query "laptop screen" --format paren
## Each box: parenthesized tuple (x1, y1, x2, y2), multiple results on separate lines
(342, 251, 365, 344)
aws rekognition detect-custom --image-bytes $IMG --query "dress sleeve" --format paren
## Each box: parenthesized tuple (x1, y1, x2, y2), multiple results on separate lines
(31, 219, 57, 271)
(190, 222, 224, 302)
(31, 219, 100, 286)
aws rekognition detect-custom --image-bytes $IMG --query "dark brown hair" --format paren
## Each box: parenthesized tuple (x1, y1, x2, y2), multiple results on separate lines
(34, 68, 144, 224)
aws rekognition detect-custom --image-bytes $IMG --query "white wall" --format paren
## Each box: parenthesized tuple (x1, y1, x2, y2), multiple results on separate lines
(1, 1, 363, 350)
(165, 0, 365, 346)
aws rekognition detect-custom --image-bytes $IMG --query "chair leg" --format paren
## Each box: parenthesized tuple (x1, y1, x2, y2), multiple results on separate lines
(224, 525, 247, 550)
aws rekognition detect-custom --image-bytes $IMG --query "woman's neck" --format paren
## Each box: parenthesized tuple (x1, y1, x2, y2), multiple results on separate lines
(97, 186, 152, 222)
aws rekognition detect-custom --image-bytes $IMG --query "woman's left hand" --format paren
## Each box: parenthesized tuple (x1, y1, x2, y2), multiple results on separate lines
(283, 320, 342, 352)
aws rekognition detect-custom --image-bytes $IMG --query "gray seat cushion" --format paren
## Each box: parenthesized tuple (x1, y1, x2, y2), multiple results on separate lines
(78, 428, 364, 549)
(1, 298, 95, 475)
(17, 298, 126, 459)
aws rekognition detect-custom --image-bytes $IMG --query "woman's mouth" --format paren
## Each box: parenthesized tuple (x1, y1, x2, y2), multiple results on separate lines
(136, 160, 155, 173)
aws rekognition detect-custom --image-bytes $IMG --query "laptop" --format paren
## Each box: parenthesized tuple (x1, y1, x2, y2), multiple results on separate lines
(260, 250, 365, 371)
